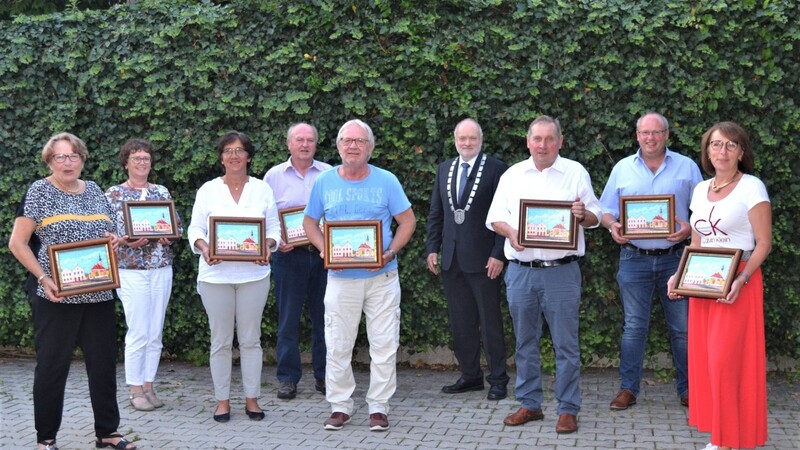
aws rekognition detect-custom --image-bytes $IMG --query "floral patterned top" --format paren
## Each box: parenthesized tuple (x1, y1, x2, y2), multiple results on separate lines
(21, 179, 117, 304)
(105, 183, 182, 270)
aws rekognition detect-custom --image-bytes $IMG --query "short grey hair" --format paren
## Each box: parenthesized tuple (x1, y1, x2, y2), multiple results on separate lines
(636, 112, 669, 130)
(286, 122, 319, 141)
(453, 118, 483, 139)
(527, 115, 562, 137)
(336, 119, 374, 145)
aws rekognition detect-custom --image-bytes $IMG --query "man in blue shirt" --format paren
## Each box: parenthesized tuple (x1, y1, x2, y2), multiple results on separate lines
(304, 119, 416, 432)
(599, 112, 703, 410)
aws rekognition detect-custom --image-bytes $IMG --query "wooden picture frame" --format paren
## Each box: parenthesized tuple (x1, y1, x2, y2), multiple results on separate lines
(208, 216, 267, 262)
(123, 200, 181, 240)
(278, 206, 320, 247)
(518, 199, 578, 250)
(672, 246, 743, 299)
(48, 237, 121, 297)
(323, 220, 383, 269)
(619, 194, 676, 239)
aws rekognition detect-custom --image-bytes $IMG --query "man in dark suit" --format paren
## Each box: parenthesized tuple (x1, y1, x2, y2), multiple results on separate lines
(426, 118, 510, 400)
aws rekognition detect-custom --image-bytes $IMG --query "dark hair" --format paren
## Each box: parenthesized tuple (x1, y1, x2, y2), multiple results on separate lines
(216, 131, 255, 172)
(699, 121, 755, 176)
(119, 138, 154, 169)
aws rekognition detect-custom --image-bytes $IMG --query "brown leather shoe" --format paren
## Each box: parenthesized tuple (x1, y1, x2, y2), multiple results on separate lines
(503, 407, 544, 426)
(609, 389, 637, 410)
(555, 413, 578, 434)
(680, 395, 689, 407)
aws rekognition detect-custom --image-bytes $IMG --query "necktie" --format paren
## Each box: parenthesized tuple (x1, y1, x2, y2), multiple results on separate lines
(458, 162, 470, 205)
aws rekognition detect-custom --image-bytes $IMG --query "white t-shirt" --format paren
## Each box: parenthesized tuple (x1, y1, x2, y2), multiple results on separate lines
(689, 174, 770, 250)
(485, 155, 602, 261)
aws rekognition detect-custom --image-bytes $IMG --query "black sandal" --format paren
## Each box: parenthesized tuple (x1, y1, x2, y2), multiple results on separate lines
(96, 433, 137, 450)
(39, 439, 58, 450)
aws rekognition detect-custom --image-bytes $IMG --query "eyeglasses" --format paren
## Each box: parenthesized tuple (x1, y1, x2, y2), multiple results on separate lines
(637, 129, 667, 137)
(52, 153, 81, 163)
(340, 138, 369, 147)
(223, 147, 246, 156)
(709, 140, 740, 152)
(129, 156, 152, 164)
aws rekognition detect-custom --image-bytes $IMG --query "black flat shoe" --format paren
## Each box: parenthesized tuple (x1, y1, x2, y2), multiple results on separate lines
(213, 411, 230, 423)
(487, 384, 508, 400)
(245, 409, 265, 421)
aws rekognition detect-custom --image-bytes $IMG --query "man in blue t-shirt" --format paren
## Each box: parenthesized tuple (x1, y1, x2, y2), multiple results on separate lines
(304, 119, 416, 433)
(599, 112, 703, 411)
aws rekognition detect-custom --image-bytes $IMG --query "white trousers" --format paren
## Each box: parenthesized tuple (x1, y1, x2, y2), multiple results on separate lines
(117, 267, 173, 386)
(198, 276, 269, 400)
(325, 270, 401, 415)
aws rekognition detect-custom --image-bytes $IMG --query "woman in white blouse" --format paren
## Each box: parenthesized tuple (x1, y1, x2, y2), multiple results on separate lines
(187, 131, 281, 423)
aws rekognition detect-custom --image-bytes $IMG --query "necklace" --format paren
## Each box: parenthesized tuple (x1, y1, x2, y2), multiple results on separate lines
(126, 180, 150, 190)
(711, 170, 741, 192)
(224, 176, 248, 191)
(50, 177, 81, 194)
(446, 154, 486, 224)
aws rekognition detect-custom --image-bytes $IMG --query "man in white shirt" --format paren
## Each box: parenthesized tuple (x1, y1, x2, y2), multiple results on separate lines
(486, 116, 602, 434)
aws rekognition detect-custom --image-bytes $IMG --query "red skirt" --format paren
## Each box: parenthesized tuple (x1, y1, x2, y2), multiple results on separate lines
(687, 264, 768, 448)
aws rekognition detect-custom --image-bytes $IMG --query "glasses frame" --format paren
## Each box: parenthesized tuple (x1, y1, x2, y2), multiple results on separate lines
(709, 140, 740, 152)
(52, 153, 82, 163)
(636, 129, 667, 137)
(222, 148, 247, 157)
(339, 138, 369, 148)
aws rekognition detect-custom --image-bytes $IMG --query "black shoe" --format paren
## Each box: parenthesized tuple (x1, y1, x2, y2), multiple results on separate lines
(487, 384, 507, 400)
(442, 378, 484, 394)
(277, 381, 297, 399)
(213, 411, 230, 423)
(315, 379, 326, 395)
(245, 409, 265, 421)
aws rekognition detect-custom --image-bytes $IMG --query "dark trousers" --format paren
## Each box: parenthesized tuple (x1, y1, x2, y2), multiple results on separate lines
(30, 296, 120, 443)
(272, 247, 327, 383)
(442, 257, 509, 386)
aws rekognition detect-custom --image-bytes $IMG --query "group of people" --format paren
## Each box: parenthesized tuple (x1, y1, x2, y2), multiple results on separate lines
(8, 112, 770, 450)
(425, 113, 770, 450)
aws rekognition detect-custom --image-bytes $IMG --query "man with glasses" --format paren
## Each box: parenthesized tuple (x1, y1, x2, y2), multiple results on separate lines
(303, 119, 416, 432)
(425, 118, 510, 401)
(598, 112, 702, 411)
(264, 123, 331, 400)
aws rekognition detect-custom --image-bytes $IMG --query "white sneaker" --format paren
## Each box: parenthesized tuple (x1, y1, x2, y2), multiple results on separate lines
(702, 444, 718, 450)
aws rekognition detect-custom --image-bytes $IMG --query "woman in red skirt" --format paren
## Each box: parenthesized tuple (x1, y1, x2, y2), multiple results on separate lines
(669, 122, 771, 449)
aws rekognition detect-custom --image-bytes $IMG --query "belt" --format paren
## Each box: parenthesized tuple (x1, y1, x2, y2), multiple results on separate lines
(622, 243, 684, 256)
(509, 255, 580, 268)
(293, 244, 317, 252)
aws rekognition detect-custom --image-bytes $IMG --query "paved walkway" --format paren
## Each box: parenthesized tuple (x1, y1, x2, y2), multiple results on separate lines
(1, 357, 798, 449)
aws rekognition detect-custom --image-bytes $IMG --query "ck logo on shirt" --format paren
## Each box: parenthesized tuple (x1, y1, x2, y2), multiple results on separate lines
(693, 205, 731, 244)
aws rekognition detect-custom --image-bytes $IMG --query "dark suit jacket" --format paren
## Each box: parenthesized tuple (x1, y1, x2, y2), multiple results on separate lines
(426, 152, 508, 273)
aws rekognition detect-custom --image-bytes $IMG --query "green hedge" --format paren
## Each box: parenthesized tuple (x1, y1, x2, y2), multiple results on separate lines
(1, 0, 798, 368)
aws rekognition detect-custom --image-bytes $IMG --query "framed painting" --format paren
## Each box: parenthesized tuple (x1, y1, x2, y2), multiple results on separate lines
(48, 237, 121, 297)
(208, 216, 267, 262)
(619, 194, 675, 239)
(672, 246, 743, 299)
(123, 200, 181, 240)
(277, 206, 323, 247)
(323, 220, 383, 269)
(518, 199, 578, 250)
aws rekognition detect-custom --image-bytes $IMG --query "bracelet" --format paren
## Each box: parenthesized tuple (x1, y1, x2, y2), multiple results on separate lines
(738, 271, 751, 284)
(37, 273, 47, 283)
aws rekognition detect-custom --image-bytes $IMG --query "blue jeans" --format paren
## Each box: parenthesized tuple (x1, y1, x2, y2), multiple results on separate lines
(505, 261, 582, 415)
(272, 248, 327, 383)
(617, 246, 688, 397)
